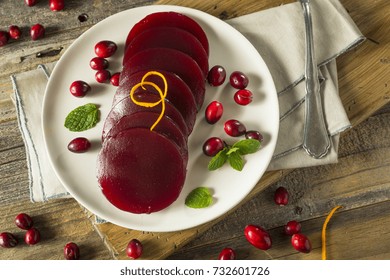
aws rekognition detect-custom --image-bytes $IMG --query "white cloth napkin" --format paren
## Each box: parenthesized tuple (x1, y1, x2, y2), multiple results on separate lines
(12, 0, 364, 202)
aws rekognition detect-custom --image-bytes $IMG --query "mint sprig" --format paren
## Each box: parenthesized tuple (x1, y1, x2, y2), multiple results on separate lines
(208, 139, 261, 171)
(64, 103, 99, 132)
(185, 187, 213, 209)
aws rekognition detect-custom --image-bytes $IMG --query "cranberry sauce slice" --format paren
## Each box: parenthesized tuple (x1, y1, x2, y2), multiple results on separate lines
(122, 48, 205, 110)
(123, 27, 209, 77)
(97, 128, 186, 214)
(125, 11, 209, 56)
(118, 70, 197, 133)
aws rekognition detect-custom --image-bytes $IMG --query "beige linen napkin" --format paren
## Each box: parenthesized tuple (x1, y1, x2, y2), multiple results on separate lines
(12, 0, 364, 202)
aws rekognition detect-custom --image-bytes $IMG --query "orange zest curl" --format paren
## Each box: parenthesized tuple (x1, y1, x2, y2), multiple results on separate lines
(321, 205, 342, 260)
(129, 71, 168, 131)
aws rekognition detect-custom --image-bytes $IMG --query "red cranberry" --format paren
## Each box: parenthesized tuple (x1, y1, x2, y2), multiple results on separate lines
(15, 213, 33, 230)
(89, 57, 109, 70)
(205, 100, 223, 124)
(291, 233, 312, 253)
(284, 220, 302, 236)
(67, 137, 91, 153)
(25, 228, 40, 245)
(234, 89, 253, 105)
(244, 224, 272, 250)
(207, 65, 226, 86)
(218, 248, 236, 260)
(69, 80, 91, 97)
(224, 119, 246, 137)
(49, 0, 65, 11)
(274, 186, 289, 206)
(245, 130, 263, 142)
(95, 69, 111, 83)
(30, 24, 45, 40)
(25, 0, 37, 6)
(94, 40, 117, 58)
(230, 71, 249, 89)
(110, 72, 121, 86)
(64, 242, 80, 260)
(0, 232, 18, 248)
(9, 25, 22, 40)
(203, 137, 225, 157)
(126, 239, 143, 259)
(0, 31, 9, 47)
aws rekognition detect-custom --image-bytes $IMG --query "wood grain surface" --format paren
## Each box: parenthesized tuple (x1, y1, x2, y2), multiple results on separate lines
(0, 0, 389, 260)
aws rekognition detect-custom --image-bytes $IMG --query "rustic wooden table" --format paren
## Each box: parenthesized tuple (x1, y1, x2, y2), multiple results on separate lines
(0, 0, 389, 260)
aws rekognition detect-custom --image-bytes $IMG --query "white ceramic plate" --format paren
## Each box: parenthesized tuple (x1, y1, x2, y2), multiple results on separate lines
(42, 5, 279, 232)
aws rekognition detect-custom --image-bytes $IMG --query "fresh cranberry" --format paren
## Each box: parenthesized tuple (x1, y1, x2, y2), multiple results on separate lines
(205, 100, 223, 124)
(49, 0, 65, 11)
(203, 137, 225, 157)
(110, 72, 121, 86)
(126, 239, 143, 259)
(274, 186, 289, 206)
(94, 40, 117, 58)
(245, 130, 263, 142)
(284, 220, 302, 236)
(207, 65, 226, 86)
(69, 80, 91, 97)
(218, 248, 236, 260)
(67, 137, 91, 153)
(15, 213, 33, 230)
(25, 228, 40, 245)
(230, 71, 249, 89)
(9, 25, 22, 40)
(224, 119, 246, 137)
(0, 31, 9, 47)
(291, 233, 312, 253)
(95, 69, 111, 83)
(30, 24, 45, 40)
(234, 89, 253, 105)
(89, 57, 109, 70)
(0, 232, 18, 248)
(25, 0, 37, 6)
(64, 242, 80, 260)
(244, 224, 272, 250)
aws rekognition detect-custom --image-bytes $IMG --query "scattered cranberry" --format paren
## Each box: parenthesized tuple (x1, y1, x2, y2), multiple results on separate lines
(9, 25, 22, 40)
(244, 224, 272, 250)
(64, 242, 80, 260)
(126, 239, 143, 259)
(284, 220, 302, 236)
(95, 69, 111, 83)
(0, 31, 9, 47)
(30, 24, 45, 40)
(218, 248, 236, 260)
(49, 0, 65, 11)
(224, 119, 246, 137)
(205, 100, 223, 124)
(291, 233, 312, 253)
(67, 137, 91, 153)
(89, 57, 109, 70)
(203, 137, 225, 157)
(245, 130, 263, 142)
(94, 40, 117, 58)
(25, 0, 37, 6)
(274, 186, 289, 206)
(69, 80, 91, 97)
(15, 213, 33, 230)
(230, 71, 249, 89)
(24, 228, 40, 245)
(207, 65, 226, 86)
(0, 232, 18, 248)
(110, 72, 121, 86)
(234, 89, 253, 106)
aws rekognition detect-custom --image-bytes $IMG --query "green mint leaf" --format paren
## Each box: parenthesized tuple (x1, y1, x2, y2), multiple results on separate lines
(233, 139, 261, 155)
(228, 151, 244, 171)
(208, 148, 228, 171)
(64, 103, 99, 132)
(185, 187, 213, 209)
(226, 147, 239, 155)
